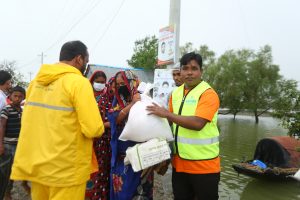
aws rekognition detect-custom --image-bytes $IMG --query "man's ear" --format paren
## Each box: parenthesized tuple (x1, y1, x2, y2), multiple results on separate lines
(74, 55, 83, 65)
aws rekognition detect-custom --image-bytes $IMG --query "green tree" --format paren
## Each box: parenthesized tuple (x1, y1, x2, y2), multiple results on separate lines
(180, 42, 216, 69)
(180, 42, 194, 56)
(272, 79, 300, 137)
(208, 49, 251, 118)
(127, 35, 158, 69)
(243, 45, 281, 123)
(0, 60, 28, 88)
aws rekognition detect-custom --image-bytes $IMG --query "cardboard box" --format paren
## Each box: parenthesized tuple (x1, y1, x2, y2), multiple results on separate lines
(124, 138, 171, 172)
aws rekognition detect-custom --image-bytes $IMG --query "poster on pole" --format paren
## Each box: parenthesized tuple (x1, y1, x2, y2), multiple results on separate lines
(153, 69, 176, 108)
(157, 25, 176, 66)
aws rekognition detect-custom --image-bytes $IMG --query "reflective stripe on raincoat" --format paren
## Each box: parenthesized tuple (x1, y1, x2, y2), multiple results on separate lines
(10, 63, 104, 187)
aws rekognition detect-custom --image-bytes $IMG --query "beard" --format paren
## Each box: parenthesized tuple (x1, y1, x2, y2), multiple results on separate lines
(80, 64, 87, 75)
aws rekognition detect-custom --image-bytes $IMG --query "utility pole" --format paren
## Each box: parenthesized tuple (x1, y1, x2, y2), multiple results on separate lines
(38, 52, 46, 65)
(169, 0, 181, 65)
(28, 72, 33, 82)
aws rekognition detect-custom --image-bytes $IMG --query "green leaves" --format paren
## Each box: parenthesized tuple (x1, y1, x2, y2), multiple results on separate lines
(127, 35, 158, 69)
(127, 38, 300, 133)
(0, 60, 28, 88)
(272, 79, 300, 137)
(206, 45, 285, 124)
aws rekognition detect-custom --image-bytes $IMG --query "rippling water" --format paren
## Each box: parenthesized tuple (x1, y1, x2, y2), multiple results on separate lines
(218, 115, 300, 200)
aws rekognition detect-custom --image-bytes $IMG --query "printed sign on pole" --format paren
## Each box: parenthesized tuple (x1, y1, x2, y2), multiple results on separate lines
(153, 69, 176, 108)
(157, 25, 176, 66)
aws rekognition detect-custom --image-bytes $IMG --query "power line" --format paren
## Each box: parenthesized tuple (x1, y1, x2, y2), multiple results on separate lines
(16, 58, 39, 70)
(43, 0, 104, 53)
(92, 0, 126, 51)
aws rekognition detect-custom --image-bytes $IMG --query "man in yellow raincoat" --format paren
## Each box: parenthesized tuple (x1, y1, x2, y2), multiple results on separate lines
(10, 41, 104, 200)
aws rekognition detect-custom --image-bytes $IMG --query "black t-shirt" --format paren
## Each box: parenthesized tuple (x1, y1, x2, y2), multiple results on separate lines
(1, 104, 22, 144)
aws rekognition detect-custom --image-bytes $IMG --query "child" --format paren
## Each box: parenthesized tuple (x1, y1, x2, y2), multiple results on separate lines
(0, 86, 29, 199)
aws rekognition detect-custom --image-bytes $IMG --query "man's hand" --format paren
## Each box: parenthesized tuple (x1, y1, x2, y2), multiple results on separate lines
(146, 103, 170, 118)
(0, 145, 4, 156)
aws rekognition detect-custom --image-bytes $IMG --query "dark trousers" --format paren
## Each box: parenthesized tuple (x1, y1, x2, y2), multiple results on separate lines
(172, 169, 220, 200)
(0, 153, 13, 199)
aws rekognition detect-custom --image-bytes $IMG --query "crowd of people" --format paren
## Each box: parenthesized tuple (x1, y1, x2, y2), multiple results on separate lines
(0, 40, 220, 200)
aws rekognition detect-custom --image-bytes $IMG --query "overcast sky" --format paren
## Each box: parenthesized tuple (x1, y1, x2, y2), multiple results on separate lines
(0, 0, 299, 83)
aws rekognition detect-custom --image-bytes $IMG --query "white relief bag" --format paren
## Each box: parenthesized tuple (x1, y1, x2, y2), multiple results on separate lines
(119, 94, 173, 142)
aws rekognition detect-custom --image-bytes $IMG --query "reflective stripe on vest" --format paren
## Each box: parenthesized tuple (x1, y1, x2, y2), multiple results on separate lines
(172, 81, 220, 160)
(178, 135, 219, 145)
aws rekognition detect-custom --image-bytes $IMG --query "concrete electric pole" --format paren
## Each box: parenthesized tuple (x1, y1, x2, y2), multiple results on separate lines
(169, 0, 181, 65)
(38, 52, 46, 65)
(28, 72, 33, 82)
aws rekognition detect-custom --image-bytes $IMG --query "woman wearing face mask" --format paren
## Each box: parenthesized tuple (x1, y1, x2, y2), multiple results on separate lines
(108, 71, 153, 200)
(86, 70, 112, 200)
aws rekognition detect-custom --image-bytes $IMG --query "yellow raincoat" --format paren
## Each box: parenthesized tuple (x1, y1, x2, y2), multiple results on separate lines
(11, 63, 104, 187)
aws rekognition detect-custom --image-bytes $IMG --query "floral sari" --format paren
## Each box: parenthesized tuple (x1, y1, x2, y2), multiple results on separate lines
(108, 71, 153, 200)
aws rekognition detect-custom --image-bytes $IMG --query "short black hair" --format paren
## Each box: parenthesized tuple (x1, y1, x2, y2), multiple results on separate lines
(11, 86, 26, 97)
(180, 52, 203, 69)
(59, 40, 88, 61)
(0, 70, 12, 85)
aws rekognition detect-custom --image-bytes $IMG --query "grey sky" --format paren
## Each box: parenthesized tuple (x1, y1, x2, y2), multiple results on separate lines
(0, 0, 299, 83)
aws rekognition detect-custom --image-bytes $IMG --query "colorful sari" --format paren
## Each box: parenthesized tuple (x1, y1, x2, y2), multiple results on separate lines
(108, 71, 153, 200)
(86, 71, 112, 200)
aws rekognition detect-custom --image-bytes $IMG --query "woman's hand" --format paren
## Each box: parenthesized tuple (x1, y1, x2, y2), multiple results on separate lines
(146, 103, 170, 118)
(104, 122, 110, 128)
(154, 160, 170, 175)
(132, 93, 141, 103)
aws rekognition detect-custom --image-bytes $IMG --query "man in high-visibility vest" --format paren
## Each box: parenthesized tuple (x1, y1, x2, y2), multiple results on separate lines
(147, 52, 220, 200)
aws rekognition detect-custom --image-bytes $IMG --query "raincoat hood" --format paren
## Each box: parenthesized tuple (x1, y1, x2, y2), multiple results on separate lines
(11, 62, 104, 187)
(35, 63, 82, 86)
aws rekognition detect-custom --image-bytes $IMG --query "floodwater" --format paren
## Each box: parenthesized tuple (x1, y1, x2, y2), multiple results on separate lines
(11, 115, 300, 200)
(218, 115, 300, 200)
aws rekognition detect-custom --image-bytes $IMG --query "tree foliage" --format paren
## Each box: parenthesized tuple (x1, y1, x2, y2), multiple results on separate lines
(0, 60, 28, 88)
(180, 43, 215, 69)
(127, 35, 158, 69)
(204, 45, 282, 123)
(128, 37, 299, 127)
(208, 50, 250, 119)
(243, 45, 281, 123)
(272, 79, 300, 137)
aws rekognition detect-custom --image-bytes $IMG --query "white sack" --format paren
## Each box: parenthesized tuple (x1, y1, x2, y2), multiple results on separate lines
(119, 94, 173, 142)
(124, 138, 171, 172)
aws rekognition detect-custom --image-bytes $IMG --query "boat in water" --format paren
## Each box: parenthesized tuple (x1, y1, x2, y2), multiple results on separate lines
(232, 136, 300, 181)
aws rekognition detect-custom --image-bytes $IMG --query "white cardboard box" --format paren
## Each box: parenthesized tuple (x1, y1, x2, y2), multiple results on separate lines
(124, 138, 171, 172)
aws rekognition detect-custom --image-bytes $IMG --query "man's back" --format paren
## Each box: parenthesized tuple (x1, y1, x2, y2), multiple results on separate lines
(11, 63, 104, 187)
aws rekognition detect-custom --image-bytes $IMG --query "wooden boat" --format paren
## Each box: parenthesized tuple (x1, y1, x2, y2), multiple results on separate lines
(232, 136, 300, 181)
